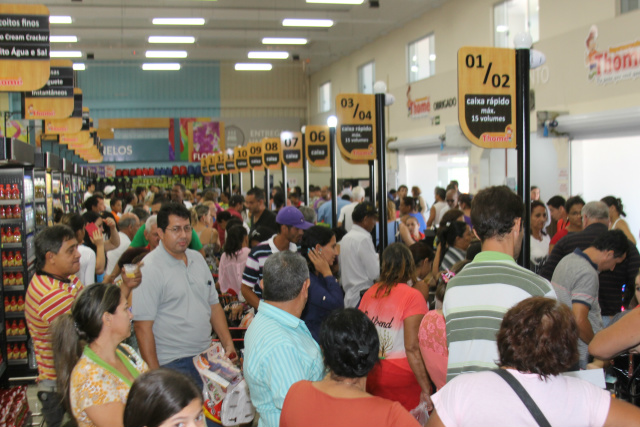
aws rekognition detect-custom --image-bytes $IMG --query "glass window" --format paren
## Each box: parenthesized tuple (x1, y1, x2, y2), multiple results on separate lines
(621, 0, 640, 13)
(408, 34, 436, 83)
(494, 0, 539, 48)
(358, 61, 375, 94)
(318, 81, 331, 113)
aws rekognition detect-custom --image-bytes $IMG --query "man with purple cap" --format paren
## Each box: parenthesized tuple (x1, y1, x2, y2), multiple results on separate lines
(242, 206, 313, 310)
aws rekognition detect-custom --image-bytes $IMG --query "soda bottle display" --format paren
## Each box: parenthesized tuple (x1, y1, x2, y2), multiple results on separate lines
(11, 320, 18, 336)
(14, 251, 22, 267)
(12, 183, 20, 199)
(13, 227, 20, 243)
(1, 228, 5, 243)
(9, 296, 17, 312)
(7, 273, 14, 286)
(3, 296, 9, 311)
(18, 319, 26, 335)
(7, 251, 14, 267)
(15, 272, 23, 286)
(5, 321, 11, 336)
(2, 252, 7, 267)
(17, 296, 24, 311)
(12, 204, 21, 219)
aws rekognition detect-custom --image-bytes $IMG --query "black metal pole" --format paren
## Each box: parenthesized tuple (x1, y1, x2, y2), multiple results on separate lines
(375, 93, 388, 253)
(250, 170, 255, 188)
(329, 126, 338, 228)
(368, 160, 376, 206)
(302, 133, 309, 206)
(516, 48, 531, 269)
(265, 169, 271, 209)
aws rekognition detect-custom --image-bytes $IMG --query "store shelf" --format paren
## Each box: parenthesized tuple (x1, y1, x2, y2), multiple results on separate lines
(34, 198, 45, 203)
(0, 200, 21, 206)
(0, 361, 6, 377)
(0, 324, 4, 335)
(1, 242, 21, 249)
(4, 286, 25, 292)
(3, 266, 25, 273)
(5, 312, 24, 319)
(7, 335, 27, 342)
(7, 359, 28, 366)
(0, 219, 22, 225)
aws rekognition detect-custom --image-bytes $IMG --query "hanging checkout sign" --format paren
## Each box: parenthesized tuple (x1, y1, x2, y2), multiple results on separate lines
(280, 131, 303, 168)
(234, 146, 250, 173)
(247, 142, 264, 171)
(215, 152, 226, 175)
(458, 47, 517, 149)
(336, 94, 376, 161)
(22, 59, 74, 120)
(262, 138, 281, 170)
(207, 154, 217, 176)
(200, 154, 209, 176)
(305, 125, 330, 167)
(0, 4, 50, 92)
(225, 152, 236, 173)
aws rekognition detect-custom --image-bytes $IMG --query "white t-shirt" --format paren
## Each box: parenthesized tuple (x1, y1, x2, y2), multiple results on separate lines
(77, 244, 96, 286)
(432, 369, 611, 427)
(338, 202, 358, 231)
(105, 231, 132, 276)
(434, 201, 449, 225)
(530, 233, 550, 272)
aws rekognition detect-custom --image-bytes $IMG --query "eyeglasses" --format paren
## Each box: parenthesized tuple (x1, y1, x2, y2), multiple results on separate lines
(166, 225, 192, 234)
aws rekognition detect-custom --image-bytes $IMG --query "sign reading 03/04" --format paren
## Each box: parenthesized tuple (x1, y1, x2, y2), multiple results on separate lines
(336, 94, 376, 161)
(458, 47, 516, 149)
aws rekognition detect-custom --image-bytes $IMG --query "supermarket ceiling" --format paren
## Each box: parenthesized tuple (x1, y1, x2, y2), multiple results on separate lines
(26, 0, 447, 73)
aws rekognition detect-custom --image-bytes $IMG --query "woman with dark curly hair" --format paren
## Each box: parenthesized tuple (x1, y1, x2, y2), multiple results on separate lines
(280, 308, 420, 427)
(427, 297, 640, 427)
(358, 243, 432, 412)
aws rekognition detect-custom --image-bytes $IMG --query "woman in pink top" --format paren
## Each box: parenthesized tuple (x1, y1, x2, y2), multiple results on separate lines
(218, 225, 250, 297)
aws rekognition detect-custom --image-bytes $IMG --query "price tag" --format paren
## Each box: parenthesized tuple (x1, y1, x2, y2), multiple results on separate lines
(458, 47, 516, 149)
(280, 131, 303, 168)
(336, 94, 376, 161)
(225, 153, 236, 172)
(247, 142, 264, 171)
(305, 125, 330, 167)
(262, 137, 281, 170)
(215, 152, 226, 174)
(234, 146, 250, 172)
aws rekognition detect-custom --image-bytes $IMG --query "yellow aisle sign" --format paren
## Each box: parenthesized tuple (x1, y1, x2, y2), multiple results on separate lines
(458, 47, 517, 149)
(280, 131, 303, 168)
(262, 137, 281, 170)
(305, 125, 330, 167)
(22, 59, 74, 119)
(335, 94, 376, 161)
(234, 146, 250, 173)
(247, 142, 264, 171)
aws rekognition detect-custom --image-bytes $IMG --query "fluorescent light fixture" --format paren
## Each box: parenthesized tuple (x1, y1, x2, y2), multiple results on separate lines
(152, 18, 205, 25)
(411, 65, 418, 72)
(142, 63, 181, 71)
(262, 37, 308, 45)
(145, 50, 188, 58)
(73, 63, 85, 71)
(429, 54, 436, 61)
(50, 51, 82, 58)
(235, 63, 272, 71)
(496, 25, 509, 32)
(282, 18, 333, 27)
(248, 51, 289, 59)
(148, 36, 195, 44)
(50, 35, 78, 43)
(49, 16, 72, 24)
(327, 115, 338, 127)
(306, 0, 364, 4)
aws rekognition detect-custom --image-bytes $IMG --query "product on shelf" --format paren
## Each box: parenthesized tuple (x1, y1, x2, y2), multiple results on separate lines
(18, 344, 27, 359)
(10, 296, 17, 312)
(5, 321, 10, 336)
(11, 320, 18, 336)
(0, 206, 4, 219)
(3, 296, 9, 312)
(14, 251, 22, 267)
(17, 320, 25, 335)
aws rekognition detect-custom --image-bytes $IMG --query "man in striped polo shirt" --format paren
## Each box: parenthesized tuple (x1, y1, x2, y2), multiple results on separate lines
(443, 186, 556, 382)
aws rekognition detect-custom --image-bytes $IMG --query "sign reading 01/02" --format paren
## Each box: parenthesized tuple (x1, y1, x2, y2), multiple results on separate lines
(305, 125, 329, 167)
(336, 94, 376, 161)
(458, 46, 516, 149)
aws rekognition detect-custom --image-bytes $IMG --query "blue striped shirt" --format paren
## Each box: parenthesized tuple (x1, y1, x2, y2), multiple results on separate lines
(242, 235, 298, 299)
(244, 302, 325, 427)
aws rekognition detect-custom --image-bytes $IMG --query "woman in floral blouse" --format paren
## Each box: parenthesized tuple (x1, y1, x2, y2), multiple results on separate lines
(52, 283, 148, 427)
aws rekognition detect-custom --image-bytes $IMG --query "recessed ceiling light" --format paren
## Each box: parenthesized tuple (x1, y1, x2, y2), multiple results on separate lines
(235, 63, 273, 71)
(248, 51, 289, 59)
(50, 36, 78, 43)
(73, 63, 85, 71)
(148, 36, 196, 44)
(142, 63, 181, 71)
(496, 25, 509, 32)
(282, 19, 334, 27)
(152, 18, 205, 25)
(51, 51, 83, 58)
(145, 50, 188, 58)
(49, 16, 72, 24)
(262, 37, 308, 45)
(306, 0, 364, 3)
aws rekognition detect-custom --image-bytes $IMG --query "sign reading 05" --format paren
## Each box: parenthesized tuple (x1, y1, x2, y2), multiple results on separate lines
(262, 137, 281, 170)
(305, 125, 329, 167)
(335, 94, 376, 161)
(234, 146, 250, 172)
(458, 46, 516, 149)
(280, 131, 302, 168)
(247, 142, 264, 171)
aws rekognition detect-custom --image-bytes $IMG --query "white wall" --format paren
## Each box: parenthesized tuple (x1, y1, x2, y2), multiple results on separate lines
(571, 136, 640, 243)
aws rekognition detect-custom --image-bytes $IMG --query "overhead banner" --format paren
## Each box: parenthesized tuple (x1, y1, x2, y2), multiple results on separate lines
(45, 88, 83, 134)
(169, 118, 224, 162)
(0, 4, 50, 92)
(335, 93, 377, 161)
(280, 131, 303, 168)
(458, 46, 516, 149)
(305, 125, 330, 167)
(22, 59, 74, 119)
(247, 142, 264, 171)
(262, 137, 281, 170)
(234, 146, 249, 172)
(101, 138, 172, 162)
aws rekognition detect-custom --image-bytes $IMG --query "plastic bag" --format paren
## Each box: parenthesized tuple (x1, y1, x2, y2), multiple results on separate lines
(410, 401, 430, 426)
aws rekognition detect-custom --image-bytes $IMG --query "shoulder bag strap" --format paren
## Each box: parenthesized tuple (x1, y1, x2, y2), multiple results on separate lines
(492, 369, 552, 427)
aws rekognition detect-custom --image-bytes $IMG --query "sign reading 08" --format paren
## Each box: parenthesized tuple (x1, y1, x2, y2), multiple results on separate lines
(305, 125, 330, 167)
(336, 93, 376, 161)
(247, 142, 264, 171)
(458, 46, 516, 149)
(262, 137, 281, 170)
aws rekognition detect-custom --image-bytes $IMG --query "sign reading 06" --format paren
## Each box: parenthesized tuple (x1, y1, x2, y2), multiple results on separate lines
(305, 125, 330, 167)
(335, 93, 376, 161)
(280, 131, 303, 168)
(458, 46, 516, 149)
(234, 146, 250, 172)
(262, 137, 281, 170)
(247, 142, 264, 171)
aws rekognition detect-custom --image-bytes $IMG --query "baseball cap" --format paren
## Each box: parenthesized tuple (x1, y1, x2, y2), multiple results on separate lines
(103, 185, 116, 196)
(276, 206, 313, 230)
(352, 201, 379, 223)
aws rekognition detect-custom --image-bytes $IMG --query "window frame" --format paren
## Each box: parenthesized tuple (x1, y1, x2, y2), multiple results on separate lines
(493, 0, 540, 48)
(357, 60, 376, 94)
(318, 81, 331, 113)
(407, 33, 436, 84)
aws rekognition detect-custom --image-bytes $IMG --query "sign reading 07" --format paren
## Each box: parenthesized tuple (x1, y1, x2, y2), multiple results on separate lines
(262, 137, 281, 170)
(280, 131, 303, 168)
